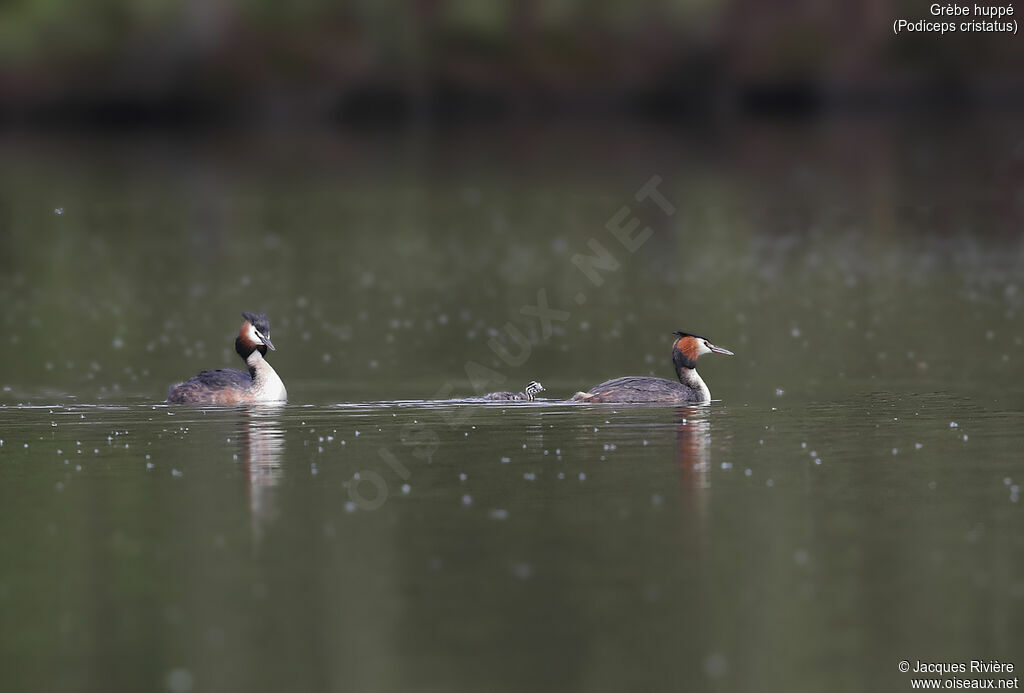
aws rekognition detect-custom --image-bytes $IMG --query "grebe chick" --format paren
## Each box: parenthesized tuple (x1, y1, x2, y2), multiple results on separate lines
(167, 312, 287, 405)
(483, 380, 546, 402)
(570, 332, 733, 404)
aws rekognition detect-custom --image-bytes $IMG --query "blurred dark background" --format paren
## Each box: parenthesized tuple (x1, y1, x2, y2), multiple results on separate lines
(1, 0, 1021, 129)
(2, 0, 1023, 402)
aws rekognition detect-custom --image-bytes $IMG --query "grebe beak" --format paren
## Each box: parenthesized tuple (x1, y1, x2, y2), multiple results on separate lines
(708, 343, 734, 356)
(256, 331, 275, 351)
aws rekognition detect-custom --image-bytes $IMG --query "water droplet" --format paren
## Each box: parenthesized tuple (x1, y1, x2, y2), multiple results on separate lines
(704, 653, 728, 678)
(164, 668, 193, 693)
(511, 562, 533, 580)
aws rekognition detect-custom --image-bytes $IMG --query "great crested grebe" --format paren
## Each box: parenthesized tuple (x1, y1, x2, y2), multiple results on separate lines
(483, 380, 546, 402)
(570, 331, 733, 404)
(166, 312, 287, 405)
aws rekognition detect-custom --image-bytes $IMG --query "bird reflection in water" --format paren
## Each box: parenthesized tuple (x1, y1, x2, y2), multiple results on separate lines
(237, 408, 286, 543)
(674, 407, 712, 543)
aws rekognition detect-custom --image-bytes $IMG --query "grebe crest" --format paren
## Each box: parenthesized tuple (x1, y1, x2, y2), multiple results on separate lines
(570, 331, 733, 404)
(167, 312, 287, 405)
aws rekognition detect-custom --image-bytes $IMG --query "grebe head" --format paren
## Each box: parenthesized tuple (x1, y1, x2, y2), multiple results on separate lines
(671, 331, 733, 371)
(524, 380, 545, 398)
(236, 312, 275, 359)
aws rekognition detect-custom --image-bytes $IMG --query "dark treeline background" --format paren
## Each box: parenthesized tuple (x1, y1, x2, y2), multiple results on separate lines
(1, 0, 1022, 128)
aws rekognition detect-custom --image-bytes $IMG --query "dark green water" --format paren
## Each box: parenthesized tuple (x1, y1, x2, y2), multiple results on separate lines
(1, 124, 1023, 692)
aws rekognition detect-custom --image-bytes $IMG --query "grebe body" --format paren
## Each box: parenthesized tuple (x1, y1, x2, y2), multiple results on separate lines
(570, 375, 707, 404)
(570, 332, 732, 404)
(483, 380, 545, 402)
(167, 312, 287, 405)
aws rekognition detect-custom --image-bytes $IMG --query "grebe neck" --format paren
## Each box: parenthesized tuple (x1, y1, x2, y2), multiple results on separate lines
(245, 349, 265, 379)
(676, 365, 711, 402)
(244, 349, 288, 401)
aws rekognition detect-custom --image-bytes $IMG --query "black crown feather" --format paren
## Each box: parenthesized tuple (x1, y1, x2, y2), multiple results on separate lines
(242, 311, 271, 335)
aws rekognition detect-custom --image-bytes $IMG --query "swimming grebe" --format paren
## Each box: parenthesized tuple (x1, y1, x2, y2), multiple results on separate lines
(166, 312, 287, 405)
(570, 332, 733, 404)
(483, 380, 546, 402)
